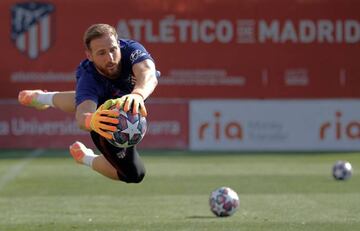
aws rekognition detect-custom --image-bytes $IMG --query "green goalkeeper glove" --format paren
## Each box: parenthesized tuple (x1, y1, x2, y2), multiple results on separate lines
(100, 94, 147, 117)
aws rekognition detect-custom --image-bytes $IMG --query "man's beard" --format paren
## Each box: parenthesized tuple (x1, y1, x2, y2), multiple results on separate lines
(95, 62, 121, 79)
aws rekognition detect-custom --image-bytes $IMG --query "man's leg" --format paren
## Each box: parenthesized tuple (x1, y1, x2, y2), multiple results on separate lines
(69, 141, 119, 180)
(18, 90, 76, 113)
(90, 132, 146, 183)
(53, 91, 76, 113)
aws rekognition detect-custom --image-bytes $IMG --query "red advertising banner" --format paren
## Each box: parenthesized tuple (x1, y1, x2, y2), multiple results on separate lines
(0, 101, 188, 149)
(140, 100, 189, 149)
(1, 0, 359, 99)
(0, 105, 91, 149)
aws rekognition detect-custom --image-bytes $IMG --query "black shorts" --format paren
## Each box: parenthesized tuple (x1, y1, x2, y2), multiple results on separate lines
(90, 131, 145, 183)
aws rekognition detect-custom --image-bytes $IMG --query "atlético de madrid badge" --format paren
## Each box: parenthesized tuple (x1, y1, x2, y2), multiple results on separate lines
(11, 2, 55, 59)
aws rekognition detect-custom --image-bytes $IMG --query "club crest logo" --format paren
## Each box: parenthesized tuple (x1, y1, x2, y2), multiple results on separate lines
(11, 2, 55, 59)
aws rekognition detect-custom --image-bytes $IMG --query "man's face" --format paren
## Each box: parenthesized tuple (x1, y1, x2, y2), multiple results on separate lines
(86, 34, 121, 79)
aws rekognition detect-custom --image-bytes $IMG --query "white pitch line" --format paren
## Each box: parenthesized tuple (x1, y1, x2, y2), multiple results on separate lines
(0, 149, 44, 191)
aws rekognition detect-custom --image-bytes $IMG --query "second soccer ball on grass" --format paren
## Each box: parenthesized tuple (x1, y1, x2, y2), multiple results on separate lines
(209, 186, 240, 217)
(332, 160, 353, 180)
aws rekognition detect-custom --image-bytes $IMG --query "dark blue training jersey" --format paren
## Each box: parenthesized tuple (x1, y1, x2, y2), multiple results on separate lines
(75, 39, 154, 107)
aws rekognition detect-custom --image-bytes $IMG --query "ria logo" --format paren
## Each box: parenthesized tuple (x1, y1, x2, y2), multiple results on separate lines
(320, 111, 360, 140)
(11, 2, 55, 59)
(198, 111, 243, 141)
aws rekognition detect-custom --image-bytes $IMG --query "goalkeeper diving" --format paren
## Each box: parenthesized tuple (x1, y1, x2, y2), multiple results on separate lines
(18, 23, 159, 183)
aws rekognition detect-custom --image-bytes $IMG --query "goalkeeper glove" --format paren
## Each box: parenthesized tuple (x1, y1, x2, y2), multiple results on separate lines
(84, 101, 120, 140)
(121, 93, 147, 117)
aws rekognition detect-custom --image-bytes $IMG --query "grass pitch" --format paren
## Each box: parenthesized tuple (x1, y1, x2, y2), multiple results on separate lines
(0, 150, 359, 231)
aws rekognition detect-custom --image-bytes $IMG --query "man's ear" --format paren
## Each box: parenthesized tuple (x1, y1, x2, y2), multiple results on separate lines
(85, 50, 93, 61)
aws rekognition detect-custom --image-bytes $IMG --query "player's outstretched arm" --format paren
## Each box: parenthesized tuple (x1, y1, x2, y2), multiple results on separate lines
(76, 100, 119, 139)
(121, 59, 158, 116)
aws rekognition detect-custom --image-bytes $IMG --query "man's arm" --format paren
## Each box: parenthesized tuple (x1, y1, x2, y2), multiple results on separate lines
(75, 100, 97, 130)
(131, 59, 158, 100)
(75, 99, 119, 140)
(119, 59, 158, 116)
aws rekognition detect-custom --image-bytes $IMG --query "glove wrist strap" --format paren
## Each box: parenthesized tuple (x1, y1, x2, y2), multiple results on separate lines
(131, 90, 145, 100)
(84, 113, 93, 130)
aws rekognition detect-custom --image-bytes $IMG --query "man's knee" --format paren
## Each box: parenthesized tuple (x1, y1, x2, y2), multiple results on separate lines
(120, 171, 145, 183)
(128, 172, 145, 183)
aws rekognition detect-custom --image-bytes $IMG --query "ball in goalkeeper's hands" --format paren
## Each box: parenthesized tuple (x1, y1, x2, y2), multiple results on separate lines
(107, 106, 147, 148)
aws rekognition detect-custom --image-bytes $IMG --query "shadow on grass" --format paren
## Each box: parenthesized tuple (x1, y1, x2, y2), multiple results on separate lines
(186, 215, 217, 219)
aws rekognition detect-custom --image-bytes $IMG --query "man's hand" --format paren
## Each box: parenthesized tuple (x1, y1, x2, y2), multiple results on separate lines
(84, 105, 119, 140)
(99, 98, 126, 110)
(120, 93, 147, 117)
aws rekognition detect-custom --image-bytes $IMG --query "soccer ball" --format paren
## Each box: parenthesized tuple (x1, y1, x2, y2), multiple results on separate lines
(209, 186, 240, 217)
(107, 108, 147, 148)
(332, 160, 353, 180)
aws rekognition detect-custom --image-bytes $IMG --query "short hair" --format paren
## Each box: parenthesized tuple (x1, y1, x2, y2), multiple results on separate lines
(83, 24, 118, 50)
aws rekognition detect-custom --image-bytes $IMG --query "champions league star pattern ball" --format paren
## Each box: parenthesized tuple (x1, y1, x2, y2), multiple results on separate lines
(107, 108, 147, 148)
(332, 160, 353, 180)
(209, 186, 240, 217)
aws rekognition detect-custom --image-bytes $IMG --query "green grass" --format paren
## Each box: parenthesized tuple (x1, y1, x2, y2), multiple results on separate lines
(0, 150, 359, 231)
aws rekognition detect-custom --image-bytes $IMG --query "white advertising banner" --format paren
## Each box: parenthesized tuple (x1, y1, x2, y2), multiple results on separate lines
(190, 100, 360, 151)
